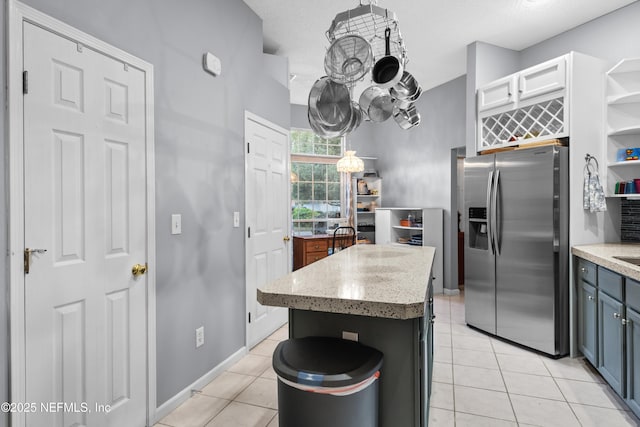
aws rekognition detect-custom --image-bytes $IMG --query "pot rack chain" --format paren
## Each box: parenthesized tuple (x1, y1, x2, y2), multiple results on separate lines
(325, 2, 408, 65)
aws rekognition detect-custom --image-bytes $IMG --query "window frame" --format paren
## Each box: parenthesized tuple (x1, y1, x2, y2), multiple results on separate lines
(290, 128, 346, 236)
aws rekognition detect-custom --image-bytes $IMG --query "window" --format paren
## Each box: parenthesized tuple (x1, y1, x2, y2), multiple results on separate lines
(290, 129, 344, 236)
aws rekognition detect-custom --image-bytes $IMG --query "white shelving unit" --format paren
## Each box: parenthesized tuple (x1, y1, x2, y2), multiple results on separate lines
(605, 58, 640, 197)
(353, 176, 381, 244)
(375, 207, 444, 294)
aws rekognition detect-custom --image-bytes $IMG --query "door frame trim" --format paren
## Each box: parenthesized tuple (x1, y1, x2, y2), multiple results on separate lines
(6, 1, 157, 425)
(244, 111, 291, 349)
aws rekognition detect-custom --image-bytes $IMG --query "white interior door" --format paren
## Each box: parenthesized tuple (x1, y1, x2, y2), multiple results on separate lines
(245, 113, 290, 348)
(23, 22, 147, 427)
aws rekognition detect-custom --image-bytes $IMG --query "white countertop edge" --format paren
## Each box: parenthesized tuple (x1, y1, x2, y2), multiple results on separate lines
(572, 243, 640, 281)
(257, 289, 426, 320)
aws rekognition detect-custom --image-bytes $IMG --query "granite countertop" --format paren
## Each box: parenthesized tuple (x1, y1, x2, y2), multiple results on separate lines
(572, 243, 640, 281)
(257, 244, 435, 320)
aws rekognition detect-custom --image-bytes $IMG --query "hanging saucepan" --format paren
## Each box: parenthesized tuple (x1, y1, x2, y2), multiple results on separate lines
(359, 86, 394, 123)
(393, 104, 421, 130)
(308, 76, 351, 128)
(390, 70, 422, 105)
(371, 27, 404, 89)
(324, 35, 373, 84)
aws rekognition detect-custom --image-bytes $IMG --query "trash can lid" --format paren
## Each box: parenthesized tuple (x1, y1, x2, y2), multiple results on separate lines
(273, 336, 383, 388)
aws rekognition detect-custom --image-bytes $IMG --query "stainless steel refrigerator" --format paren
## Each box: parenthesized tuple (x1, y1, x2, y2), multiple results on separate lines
(464, 145, 569, 356)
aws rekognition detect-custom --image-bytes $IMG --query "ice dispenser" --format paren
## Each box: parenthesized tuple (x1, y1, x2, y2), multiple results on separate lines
(468, 207, 488, 250)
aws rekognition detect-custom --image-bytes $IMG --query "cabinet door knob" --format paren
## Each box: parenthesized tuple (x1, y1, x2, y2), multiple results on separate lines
(588, 295, 594, 301)
(614, 312, 621, 319)
(581, 267, 587, 273)
(622, 319, 629, 326)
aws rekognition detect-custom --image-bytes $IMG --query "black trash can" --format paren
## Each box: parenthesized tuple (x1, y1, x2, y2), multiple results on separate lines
(273, 336, 383, 427)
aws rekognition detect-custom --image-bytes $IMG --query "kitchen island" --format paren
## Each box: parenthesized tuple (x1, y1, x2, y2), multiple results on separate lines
(257, 244, 435, 427)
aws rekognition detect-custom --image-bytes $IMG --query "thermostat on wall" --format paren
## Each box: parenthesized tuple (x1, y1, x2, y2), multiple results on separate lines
(203, 52, 222, 77)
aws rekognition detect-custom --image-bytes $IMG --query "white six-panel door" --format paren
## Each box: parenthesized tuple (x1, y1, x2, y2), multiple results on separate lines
(23, 21, 147, 427)
(245, 113, 290, 348)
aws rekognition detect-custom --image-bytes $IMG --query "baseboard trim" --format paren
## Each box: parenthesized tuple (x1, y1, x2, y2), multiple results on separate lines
(151, 346, 247, 425)
(443, 288, 461, 296)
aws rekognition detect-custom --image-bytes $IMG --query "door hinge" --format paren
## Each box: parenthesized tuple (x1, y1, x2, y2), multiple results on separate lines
(248, 227, 251, 238)
(248, 312, 251, 323)
(22, 71, 28, 94)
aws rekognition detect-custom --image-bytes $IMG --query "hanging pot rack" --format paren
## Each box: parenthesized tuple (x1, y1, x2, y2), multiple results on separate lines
(326, 1, 407, 66)
(307, 0, 420, 137)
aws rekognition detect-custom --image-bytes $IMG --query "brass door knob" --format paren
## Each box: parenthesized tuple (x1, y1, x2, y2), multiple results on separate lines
(283, 236, 291, 242)
(132, 263, 147, 276)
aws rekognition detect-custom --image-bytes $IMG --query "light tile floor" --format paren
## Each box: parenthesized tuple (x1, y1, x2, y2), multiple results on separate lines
(154, 292, 640, 427)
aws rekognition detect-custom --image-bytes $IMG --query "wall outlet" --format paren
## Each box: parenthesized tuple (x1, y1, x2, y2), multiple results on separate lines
(196, 326, 204, 348)
(342, 331, 359, 342)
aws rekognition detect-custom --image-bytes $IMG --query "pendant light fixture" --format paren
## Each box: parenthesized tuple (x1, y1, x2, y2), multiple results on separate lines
(336, 150, 364, 173)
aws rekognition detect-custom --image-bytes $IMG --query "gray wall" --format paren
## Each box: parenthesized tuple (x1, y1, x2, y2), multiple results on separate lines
(0, 2, 7, 426)
(520, 2, 640, 70)
(3, 0, 290, 410)
(355, 77, 467, 291)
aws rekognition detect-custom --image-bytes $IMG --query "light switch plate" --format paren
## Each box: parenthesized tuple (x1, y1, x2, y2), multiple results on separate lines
(233, 211, 240, 228)
(195, 326, 204, 348)
(171, 214, 182, 235)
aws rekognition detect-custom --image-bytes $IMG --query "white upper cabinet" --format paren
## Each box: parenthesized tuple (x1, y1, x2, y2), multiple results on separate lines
(477, 75, 516, 112)
(518, 57, 566, 101)
(476, 53, 606, 154)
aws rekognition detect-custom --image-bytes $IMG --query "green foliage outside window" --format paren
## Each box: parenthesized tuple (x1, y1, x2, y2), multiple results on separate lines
(291, 129, 343, 236)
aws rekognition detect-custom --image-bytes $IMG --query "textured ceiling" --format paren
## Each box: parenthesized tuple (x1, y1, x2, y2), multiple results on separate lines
(243, 0, 637, 105)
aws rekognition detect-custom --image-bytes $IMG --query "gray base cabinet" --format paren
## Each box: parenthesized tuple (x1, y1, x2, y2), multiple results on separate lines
(627, 307, 640, 415)
(575, 257, 640, 419)
(578, 280, 598, 365)
(598, 290, 624, 395)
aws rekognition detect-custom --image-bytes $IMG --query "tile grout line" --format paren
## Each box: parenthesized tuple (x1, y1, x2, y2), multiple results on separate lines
(448, 295, 458, 425)
(489, 331, 521, 426)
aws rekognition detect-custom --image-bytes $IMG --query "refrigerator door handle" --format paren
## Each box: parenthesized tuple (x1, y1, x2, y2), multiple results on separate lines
(486, 170, 495, 255)
(553, 150, 561, 253)
(493, 168, 501, 255)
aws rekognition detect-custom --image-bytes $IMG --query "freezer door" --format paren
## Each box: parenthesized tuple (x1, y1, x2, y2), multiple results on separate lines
(494, 146, 567, 355)
(464, 155, 496, 335)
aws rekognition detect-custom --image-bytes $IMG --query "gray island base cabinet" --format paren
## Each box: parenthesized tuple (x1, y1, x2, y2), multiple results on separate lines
(257, 245, 436, 427)
(289, 308, 432, 427)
